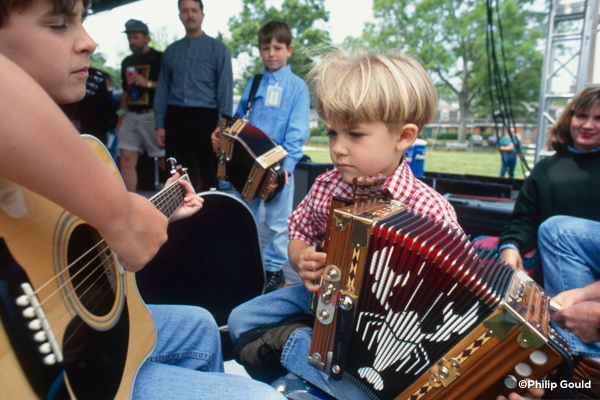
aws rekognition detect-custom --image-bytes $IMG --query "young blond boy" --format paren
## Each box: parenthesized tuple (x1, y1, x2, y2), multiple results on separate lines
(213, 21, 309, 293)
(0, 1, 284, 399)
(227, 48, 462, 399)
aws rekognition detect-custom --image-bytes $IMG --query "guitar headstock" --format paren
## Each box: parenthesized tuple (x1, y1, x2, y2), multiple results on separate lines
(166, 157, 188, 181)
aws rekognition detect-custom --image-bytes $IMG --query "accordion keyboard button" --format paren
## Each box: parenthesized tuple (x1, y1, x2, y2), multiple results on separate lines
(515, 362, 533, 377)
(530, 350, 549, 365)
(504, 375, 518, 389)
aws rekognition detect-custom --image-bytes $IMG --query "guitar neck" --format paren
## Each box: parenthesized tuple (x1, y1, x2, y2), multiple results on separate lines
(149, 175, 189, 219)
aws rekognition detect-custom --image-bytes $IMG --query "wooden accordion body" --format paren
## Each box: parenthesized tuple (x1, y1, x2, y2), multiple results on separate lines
(217, 116, 287, 204)
(308, 177, 572, 400)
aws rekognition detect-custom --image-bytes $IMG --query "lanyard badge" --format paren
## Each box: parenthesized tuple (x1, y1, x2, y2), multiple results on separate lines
(266, 83, 282, 108)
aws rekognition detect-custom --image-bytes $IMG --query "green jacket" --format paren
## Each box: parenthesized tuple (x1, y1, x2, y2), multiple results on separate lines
(499, 149, 600, 254)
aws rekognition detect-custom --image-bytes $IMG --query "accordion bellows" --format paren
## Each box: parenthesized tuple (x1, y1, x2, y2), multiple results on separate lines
(217, 116, 287, 204)
(309, 176, 572, 400)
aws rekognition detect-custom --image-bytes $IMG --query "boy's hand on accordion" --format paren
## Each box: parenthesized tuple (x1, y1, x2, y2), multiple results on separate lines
(165, 173, 204, 223)
(211, 127, 222, 152)
(289, 239, 328, 291)
(266, 171, 290, 193)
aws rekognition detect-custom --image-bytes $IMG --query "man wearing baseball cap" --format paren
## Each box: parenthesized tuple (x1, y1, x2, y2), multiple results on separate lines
(117, 19, 165, 192)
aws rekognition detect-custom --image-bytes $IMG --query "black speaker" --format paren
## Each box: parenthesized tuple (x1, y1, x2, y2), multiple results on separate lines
(293, 161, 334, 208)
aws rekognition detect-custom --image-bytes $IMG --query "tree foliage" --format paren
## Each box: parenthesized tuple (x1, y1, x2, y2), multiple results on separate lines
(345, 0, 545, 142)
(219, 0, 331, 92)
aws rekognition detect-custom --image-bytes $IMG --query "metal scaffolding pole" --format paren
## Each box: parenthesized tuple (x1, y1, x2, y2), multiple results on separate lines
(535, 0, 599, 164)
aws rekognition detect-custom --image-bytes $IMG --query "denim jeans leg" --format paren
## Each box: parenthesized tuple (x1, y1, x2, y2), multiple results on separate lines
(539, 215, 600, 357)
(228, 283, 312, 342)
(133, 305, 286, 400)
(262, 176, 294, 272)
(281, 328, 371, 400)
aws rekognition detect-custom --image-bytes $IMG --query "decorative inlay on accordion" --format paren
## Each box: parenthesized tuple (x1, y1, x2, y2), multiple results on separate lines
(308, 176, 572, 400)
(217, 115, 287, 204)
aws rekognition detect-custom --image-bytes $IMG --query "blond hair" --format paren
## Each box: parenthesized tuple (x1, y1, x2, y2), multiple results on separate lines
(305, 48, 438, 132)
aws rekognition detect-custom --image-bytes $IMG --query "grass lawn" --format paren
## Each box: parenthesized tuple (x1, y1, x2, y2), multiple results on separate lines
(302, 138, 528, 179)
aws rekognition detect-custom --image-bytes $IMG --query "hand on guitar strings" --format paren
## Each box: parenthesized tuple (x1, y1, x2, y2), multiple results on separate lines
(104, 194, 169, 273)
(166, 172, 204, 222)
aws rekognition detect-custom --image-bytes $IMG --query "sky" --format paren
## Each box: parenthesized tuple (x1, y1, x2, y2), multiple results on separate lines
(84, 0, 376, 76)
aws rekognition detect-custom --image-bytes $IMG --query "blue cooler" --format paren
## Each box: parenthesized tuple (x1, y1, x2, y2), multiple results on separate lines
(408, 138, 427, 177)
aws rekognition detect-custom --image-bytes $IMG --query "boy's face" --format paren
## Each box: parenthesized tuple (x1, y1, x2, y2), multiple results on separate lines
(326, 116, 417, 185)
(0, 0, 95, 104)
(259, 38, 292, 73)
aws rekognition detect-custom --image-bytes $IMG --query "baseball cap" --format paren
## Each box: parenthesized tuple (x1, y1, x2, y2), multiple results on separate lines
(124, 19, 149, 35)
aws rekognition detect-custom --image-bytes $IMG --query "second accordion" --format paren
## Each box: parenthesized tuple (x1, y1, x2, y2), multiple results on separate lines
(308, 176, 573, 400)
(217, 115, 287, 204)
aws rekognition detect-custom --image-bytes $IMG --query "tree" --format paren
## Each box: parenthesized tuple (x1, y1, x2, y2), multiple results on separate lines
(346, 0, 545, 142)
(218, 0, 331, 93)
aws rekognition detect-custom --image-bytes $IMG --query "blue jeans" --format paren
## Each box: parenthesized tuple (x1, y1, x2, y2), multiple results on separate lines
(248, 175, 294, 272)
(134, 305, 285, 400)
(228, 285, 370, 400)
(499, 153, 517, 178)
(538, 216, 600, 358)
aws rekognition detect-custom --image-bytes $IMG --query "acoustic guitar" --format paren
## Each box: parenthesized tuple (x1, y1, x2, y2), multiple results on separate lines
(0, 136, 187, 399)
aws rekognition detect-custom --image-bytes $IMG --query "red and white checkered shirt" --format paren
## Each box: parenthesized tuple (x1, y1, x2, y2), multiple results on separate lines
(288, 158, 463, 246)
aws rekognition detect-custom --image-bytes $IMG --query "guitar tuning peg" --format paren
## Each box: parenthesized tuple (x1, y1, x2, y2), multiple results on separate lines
(167, 158, 178, 175)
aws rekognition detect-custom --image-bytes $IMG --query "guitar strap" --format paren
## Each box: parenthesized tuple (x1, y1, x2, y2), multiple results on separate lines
(245, 74, 263, 117)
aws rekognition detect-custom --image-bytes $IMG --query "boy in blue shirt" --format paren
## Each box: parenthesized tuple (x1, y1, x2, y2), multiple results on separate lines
(213, 21, 310, 292)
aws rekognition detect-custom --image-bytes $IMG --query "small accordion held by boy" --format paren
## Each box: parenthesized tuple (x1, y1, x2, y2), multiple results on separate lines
(217, 115, 287, 204)
(308, 175, 573, 400)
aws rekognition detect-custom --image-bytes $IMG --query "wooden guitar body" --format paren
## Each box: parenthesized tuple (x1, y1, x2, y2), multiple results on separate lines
(0, 136, 155, 399)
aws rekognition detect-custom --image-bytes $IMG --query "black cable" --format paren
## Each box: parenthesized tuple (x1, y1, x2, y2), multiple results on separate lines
(486, 0, 532, 178)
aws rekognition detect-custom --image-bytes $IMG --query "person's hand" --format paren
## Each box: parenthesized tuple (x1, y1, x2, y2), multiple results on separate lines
(167, 172, 204, 222)
(553, 301, 600, 343)
(496, 381, 544, 400)
(289, 244, 327, 291)
(130, 74, 150, 88)
(553, 287, 587, 309)
(211, 127, 222, 152)
(500, 247, 523, 270)
(266, 170, 290, 194)
(100, 193, 169, 272)
(156, 128, 166, 149)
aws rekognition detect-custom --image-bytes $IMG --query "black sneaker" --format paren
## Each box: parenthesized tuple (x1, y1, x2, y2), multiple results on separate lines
(233, 312, 314, 368)
(265, 270, 286, 293)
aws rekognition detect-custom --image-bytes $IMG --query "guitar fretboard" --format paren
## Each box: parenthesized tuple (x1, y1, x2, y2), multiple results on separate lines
(149, 176, 188, 219)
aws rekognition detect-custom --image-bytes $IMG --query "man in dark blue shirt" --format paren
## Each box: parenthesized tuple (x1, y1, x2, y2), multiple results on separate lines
(154, 0, 233, 191)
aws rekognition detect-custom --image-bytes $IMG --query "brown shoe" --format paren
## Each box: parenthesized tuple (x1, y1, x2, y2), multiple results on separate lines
(572, 356, 600, 399)
(233, 312, 314, 368)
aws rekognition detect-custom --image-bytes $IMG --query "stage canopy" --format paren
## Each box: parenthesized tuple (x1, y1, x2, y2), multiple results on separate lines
(91, 0, 141, 13)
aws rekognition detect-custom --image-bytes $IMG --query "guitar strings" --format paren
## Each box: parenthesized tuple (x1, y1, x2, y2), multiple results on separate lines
(21, 176, 189, 351)
(29, 176, 187, 299)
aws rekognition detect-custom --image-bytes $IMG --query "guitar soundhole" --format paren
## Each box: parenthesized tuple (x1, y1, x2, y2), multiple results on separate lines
(67, 225, 116, 317)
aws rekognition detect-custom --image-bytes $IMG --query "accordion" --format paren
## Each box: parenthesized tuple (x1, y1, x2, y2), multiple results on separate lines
(217, 115, 287, 204)
(308, 175, 572, 400)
